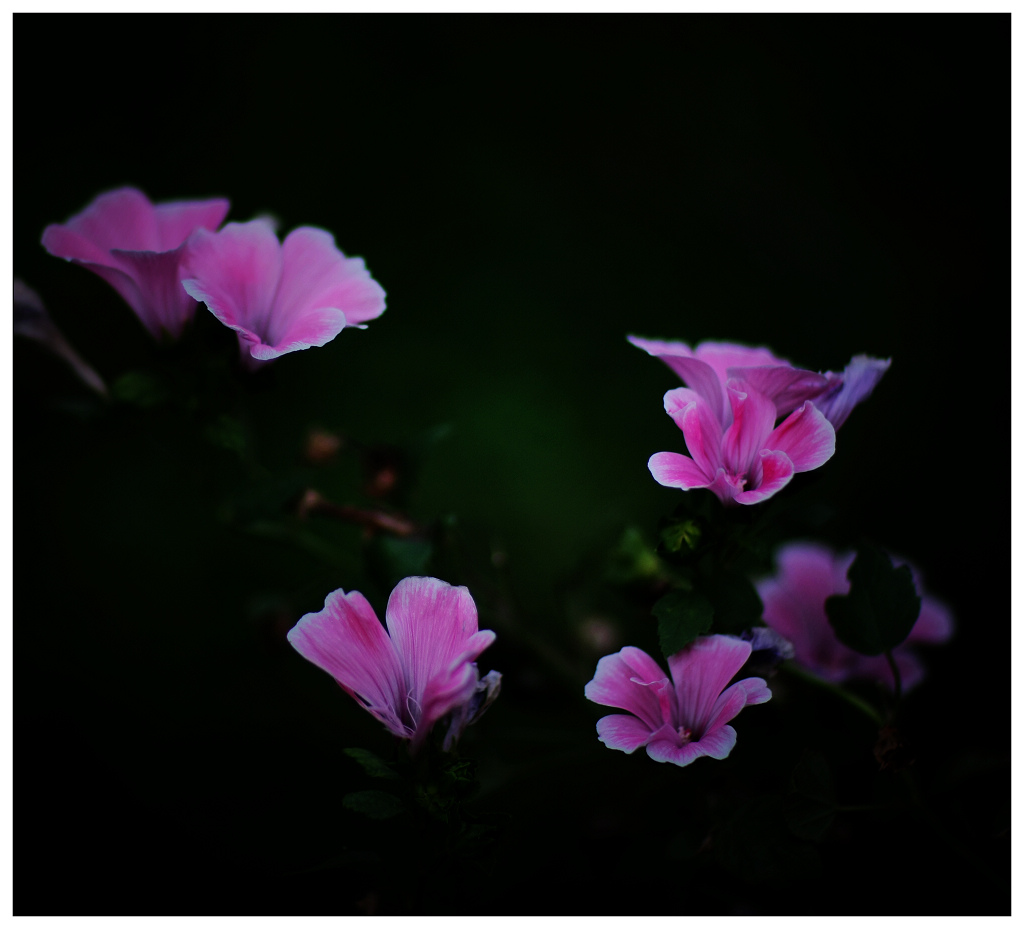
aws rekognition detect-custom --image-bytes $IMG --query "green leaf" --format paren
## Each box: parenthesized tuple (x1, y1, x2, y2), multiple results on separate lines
(704, 570, 764, 635)
(342, 790, 405, 820)
(343, 747, 399, 780)
(653, 589, 714, 657)
(784, 749, 836, 842)
(204, 413, 247, 456)
(825, 544, 921, 656)
(111, 370, 169, 408)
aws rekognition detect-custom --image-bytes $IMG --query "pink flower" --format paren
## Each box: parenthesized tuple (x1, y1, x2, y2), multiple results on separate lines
(756, 542, 954, 691)
(181, 219, 385, 364)
(628, 336, 889, 429)
(585, 636, 771, 766)
(41, 187, 230, 340)
(648, 379, 836, 505)
(287, 577, 498, 752)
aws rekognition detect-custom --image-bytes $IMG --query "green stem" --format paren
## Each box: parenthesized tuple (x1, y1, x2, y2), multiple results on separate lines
(783, 662, 884, 726)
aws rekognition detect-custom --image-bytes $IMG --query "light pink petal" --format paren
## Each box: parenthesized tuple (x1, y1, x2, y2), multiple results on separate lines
(721, 380, 777, 477)
(585, 646, 672, 731)
(42, 223, 118, 266)
(248, 306, 347, 361)
(668, 635, 753, 734)
(596, 713, 659, 753)
(278, 227, 386, 327)
(648, 451, 712, 489)
(627, 335, 694, 358)
(663, 389, 723, 478)
(645, 736, 713, 766)
(734, 449, 794, 504)
(661, 357, 729, 425)
(107, 246, 198, 339)
(287, 589, 409, 737)
(46, 187, 161, 253)
(815, 355, 891, 429)
(153, 198, 230, 251)
(181, 220, 284, 354)
(693, 342, 790, 384)
(703, 677, 771, 734)
(765, 402, 836, 473)
(730, 364, 830, 418)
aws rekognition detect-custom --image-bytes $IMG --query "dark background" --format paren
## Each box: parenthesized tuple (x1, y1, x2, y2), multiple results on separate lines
(15, 13, 1008, 915)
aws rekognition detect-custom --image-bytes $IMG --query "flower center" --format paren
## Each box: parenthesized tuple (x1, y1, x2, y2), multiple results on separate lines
(676, 725, 693, 745)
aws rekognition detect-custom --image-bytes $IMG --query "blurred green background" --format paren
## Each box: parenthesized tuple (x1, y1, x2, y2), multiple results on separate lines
(15, 14, 1007, 914)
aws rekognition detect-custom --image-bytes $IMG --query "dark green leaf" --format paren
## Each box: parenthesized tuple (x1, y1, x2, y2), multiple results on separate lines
(653, 589, 714, 657)
(825, 544, 921, 656)
(111, 370, 169, 408)
(343, 747, 400, 780)
(704, 570, 764, 635)
(342, 790, 405, 820)
(785, 749, 836, 842)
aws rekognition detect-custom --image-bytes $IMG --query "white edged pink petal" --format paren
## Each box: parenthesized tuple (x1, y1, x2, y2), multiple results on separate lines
(596, 713, 660, 753)
(648, 451, 712, 490)
(734, 449, 795, 504)
(765, 402, 836, 472)
(584, 646, 672, 732)
(668, 635, 754, 735)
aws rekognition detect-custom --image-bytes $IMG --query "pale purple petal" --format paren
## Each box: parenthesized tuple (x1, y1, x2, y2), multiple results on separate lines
(703, 677, 771, 734)
(731, 364, 830, 418)
(689, 724, 738, 760)
(645, 737, 712, 766)
(814, 356, 891, 429)
(585, 646, 672, 731)
(153, 198, 230, 251)
(596, 713, 660, 753)
(693, 342, 790, 385)
(181, 220, 284, 353)
(910, 596, 955, 644)
(648, 451, 711, 490)
(108, 246, 198, 339)
(668, 635, 754, 734)
(765, 402, 836, 473)
(734, 449, 794, 504)
(287, 588, 409, 737)
(721, 380, 777, 478)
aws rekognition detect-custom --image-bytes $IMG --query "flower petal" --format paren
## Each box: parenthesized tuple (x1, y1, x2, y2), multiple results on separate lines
(734, 449, 794, 504)
(181, 220, 284, 354)
(693, 341, 790, 383)
(43, 187, 160, 254)
(668, 635, 753, 734)
(648, 451, 711, 490)
(730, 364, 830, 418)
(910, 596, 955, 644)
(585, 646, 671, 731)
(596, 713, 659, 753)
(703, 677, 771, 734)
(721, 380, 777, 478)
(645, 736, 712, 766)
(765, 402, 836, 473)
(153, 198, 230, 251)
(690, 724, 738, 760)
(663, 389, 723, 478)
(107, 246, 198, 339)
(815, 355, 891, 429)
(287, 588, 408, 737)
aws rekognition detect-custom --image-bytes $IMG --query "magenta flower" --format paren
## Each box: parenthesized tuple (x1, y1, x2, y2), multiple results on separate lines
(287, 577, 498, 752)
(648, 379, 835, 505)
(756, 542, 954, 691)
(585, 636, 771, 766)
(628, 335, 889, 429)
(41, 187, 230, 340)
(181, 219, 386, 364)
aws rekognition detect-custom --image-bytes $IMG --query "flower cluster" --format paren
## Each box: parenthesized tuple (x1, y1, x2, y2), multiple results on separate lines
(630, 337, 889, 506)
(756, 541, 953, 691)
(42, 187, 385, 362)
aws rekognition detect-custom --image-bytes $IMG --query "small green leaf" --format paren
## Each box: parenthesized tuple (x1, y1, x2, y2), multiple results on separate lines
(343, 747, 399, 780)
(784, 749, 836, 842)
(825, 545, 921, 656)
(111, 370, 169, 408)
(659, 517, 703, 555)
(653, 589, 714, 657)
(342, 790, 405, 820)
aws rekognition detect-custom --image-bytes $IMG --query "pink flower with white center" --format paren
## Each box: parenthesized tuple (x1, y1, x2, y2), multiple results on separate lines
(756, 542, 954, 691)
(287, 577, 498, 752)
(181, 218, 385, 365)
(585, 636, 771, 766)
(628, 335, 890, 430)
(41, 187, 230, 340)
(648, 379, 836, 506)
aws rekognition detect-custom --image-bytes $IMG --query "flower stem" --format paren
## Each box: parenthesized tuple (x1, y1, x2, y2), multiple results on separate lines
(782, 662, 884, 726)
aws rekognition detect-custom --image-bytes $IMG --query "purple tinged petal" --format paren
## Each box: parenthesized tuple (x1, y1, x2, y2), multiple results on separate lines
(659, 356, 729, 426)
(704, 677, 772, 734)
(687, 724, 738, 761)
(815, 356, 891, 429)
(596, 714, 660, 753)
(668, 635, 754, 734)
(153, 198, 230, 251)
(648, 451, 711, 490)
(585, 646, 672, 731)
(910, 596, 955, 644)
(765, 401, 836, 473)
(692, 341, 791, 383)
(669, 390, 724, 478)
(45, 187, 161, 253)
(287, 588, 409, 737)
(731, 364, 830, 418)
(645, 737, 712, 766)
(108, 247, 199, 339)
